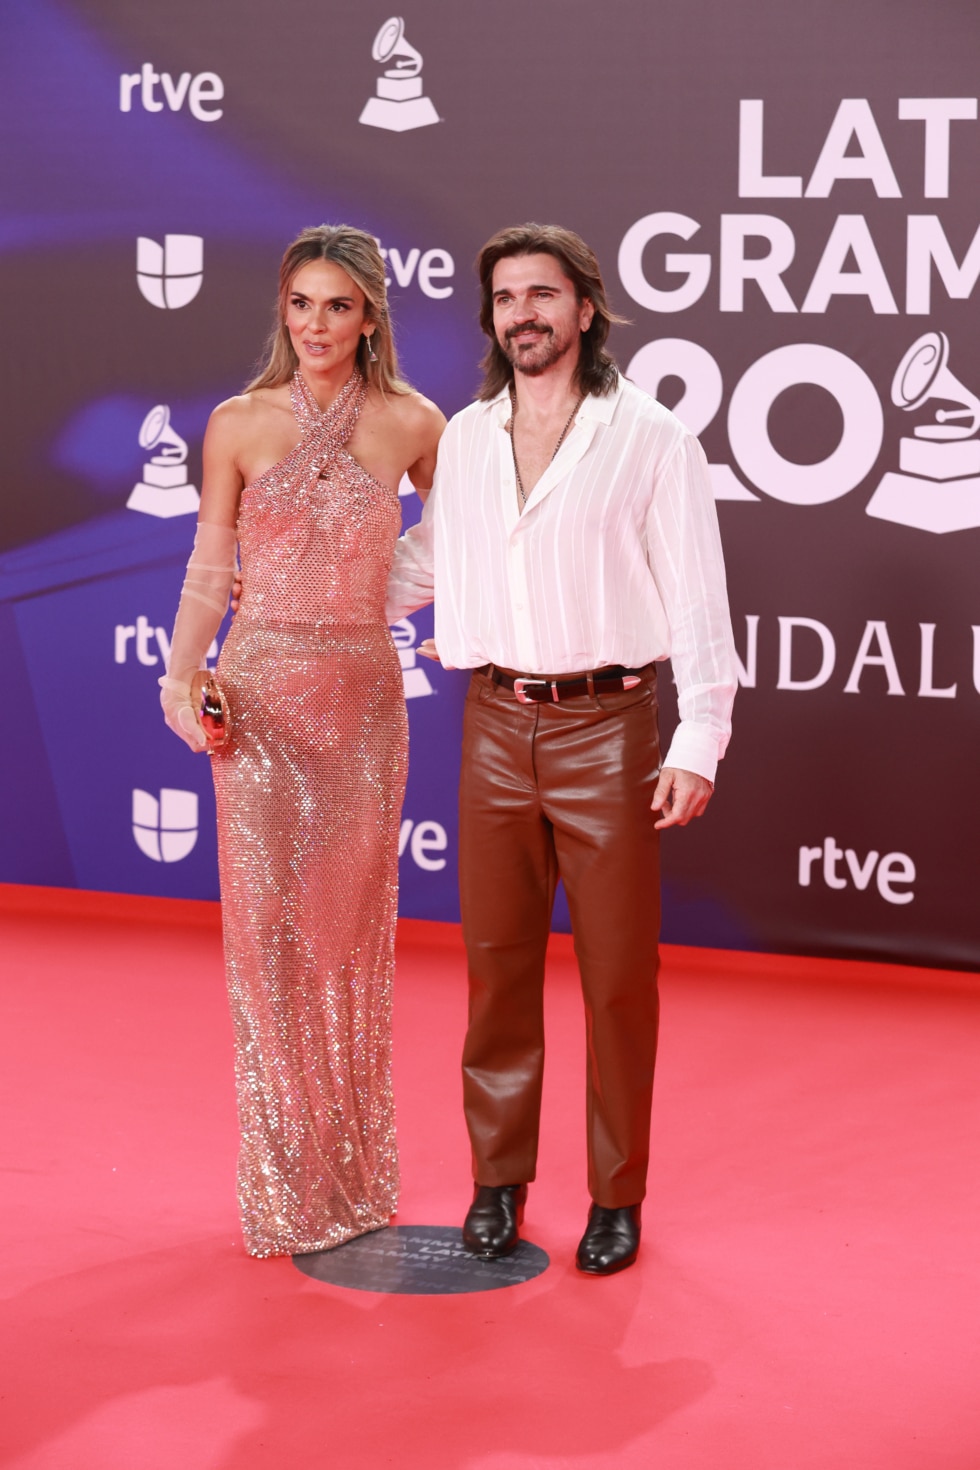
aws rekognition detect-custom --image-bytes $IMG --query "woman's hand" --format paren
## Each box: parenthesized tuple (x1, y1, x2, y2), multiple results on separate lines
(159, 675, 208, 752)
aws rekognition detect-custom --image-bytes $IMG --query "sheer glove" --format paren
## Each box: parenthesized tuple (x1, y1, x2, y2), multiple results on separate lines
(159, 521, 238, 751)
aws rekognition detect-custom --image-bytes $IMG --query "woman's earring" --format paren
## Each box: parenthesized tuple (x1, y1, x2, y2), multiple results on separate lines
(367, 334, 378, 363)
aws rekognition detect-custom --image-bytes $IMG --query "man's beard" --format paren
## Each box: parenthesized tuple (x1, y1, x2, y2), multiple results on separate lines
(501, 324, 574, 377)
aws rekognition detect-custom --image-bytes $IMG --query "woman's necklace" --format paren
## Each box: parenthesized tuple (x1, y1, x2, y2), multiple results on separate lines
(508, 385, 583, 507)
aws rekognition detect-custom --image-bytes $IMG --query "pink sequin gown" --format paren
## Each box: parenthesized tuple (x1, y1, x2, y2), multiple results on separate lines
(211, 370, 407, 1257)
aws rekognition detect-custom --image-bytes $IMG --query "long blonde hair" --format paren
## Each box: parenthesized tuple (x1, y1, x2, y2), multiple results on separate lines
(246, 225, 412, 395)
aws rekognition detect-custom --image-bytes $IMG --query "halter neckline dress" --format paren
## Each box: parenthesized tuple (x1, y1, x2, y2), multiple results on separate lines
(211, 369, 407, 1257)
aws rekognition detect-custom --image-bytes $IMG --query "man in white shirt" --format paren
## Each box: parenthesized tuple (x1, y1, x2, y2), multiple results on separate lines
(387, 223, 737, 1275)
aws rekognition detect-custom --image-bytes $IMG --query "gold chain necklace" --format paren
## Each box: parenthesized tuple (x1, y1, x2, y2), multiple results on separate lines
(508, 386, 583, 507)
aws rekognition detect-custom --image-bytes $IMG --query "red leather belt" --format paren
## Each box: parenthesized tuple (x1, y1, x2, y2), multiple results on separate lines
(478, 663, 649, 705)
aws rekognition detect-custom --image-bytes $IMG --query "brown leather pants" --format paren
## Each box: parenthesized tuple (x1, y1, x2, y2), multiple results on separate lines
(459, 665, 661, 1208)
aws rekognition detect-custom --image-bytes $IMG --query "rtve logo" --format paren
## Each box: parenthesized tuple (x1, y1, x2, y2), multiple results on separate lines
(137, 236, 203, 310)
(119, 65, 224, 121)
(378, 243, 454, 299)
(798, 838, 915, 905)
(133, 789, 199, 863)
(114, 617, 217, 668)
(398, 818, 447, 871)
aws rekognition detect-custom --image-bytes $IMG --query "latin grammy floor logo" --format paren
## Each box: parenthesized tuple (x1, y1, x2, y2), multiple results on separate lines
(867, 331, 980, 534)
(360, 17, 439, 132)
(127, 406, 200, 518)
(137, 235, 203, 309)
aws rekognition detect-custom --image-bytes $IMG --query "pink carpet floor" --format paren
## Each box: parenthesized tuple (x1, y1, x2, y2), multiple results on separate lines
(1, 885, 978, 1469)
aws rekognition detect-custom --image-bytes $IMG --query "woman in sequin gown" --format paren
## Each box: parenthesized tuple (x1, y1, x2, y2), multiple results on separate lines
(160, 227, 444, 1257)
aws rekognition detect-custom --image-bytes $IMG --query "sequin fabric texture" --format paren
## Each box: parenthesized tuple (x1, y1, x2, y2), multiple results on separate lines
(211, 369, 407, 1257)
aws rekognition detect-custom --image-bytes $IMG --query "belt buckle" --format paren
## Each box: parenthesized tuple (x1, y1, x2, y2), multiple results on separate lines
(513, 677, 546, 704)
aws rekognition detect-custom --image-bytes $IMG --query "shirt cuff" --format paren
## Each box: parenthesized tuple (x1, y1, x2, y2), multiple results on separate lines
(385, 578, 432, 625)
(661, 722, 726, 785)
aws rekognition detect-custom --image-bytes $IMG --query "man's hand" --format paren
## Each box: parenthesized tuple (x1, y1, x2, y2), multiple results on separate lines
(417, 638, 456, 669)
(651, 766, 713, 829)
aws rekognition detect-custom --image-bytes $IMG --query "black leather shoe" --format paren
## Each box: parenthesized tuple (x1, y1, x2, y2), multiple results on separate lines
(462, 1183, 528, 1258)
(575, 1203, 642, 1275)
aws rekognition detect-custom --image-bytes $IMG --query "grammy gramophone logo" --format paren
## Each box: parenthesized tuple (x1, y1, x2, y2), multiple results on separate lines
(127, 405, 200, 518)
(359, 17, 439, 132)
(867, 331, 980, 534)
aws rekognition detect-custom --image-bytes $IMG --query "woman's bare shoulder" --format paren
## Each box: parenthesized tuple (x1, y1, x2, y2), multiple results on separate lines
(207, 388, 292, 443)
(211, 386, 290, 424)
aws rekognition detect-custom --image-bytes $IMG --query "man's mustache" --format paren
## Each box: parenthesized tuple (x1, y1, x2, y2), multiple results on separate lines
(505, 323, 552, 342)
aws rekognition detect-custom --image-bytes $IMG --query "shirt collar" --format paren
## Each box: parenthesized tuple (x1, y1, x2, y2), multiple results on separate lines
(488, 372, 624, 427)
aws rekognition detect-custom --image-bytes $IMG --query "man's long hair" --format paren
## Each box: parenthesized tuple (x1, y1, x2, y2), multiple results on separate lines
(475, 223, 626, 402)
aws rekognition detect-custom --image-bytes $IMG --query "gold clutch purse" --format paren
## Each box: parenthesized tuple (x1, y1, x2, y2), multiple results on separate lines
(199, 674, 231, 751)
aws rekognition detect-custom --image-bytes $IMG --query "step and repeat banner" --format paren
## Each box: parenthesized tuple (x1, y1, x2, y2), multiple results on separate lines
(2, 0, 978, 967)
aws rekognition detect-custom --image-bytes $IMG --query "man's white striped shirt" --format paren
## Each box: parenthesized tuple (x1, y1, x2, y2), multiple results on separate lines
(386, 375, 737, 782)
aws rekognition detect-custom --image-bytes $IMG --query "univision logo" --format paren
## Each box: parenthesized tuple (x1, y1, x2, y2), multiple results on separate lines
(132, 788, 198, 862)
(136, 235, 203, 309)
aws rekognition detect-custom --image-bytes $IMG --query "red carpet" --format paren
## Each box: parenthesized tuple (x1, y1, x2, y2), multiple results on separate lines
(1, 885, 979, 1469)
